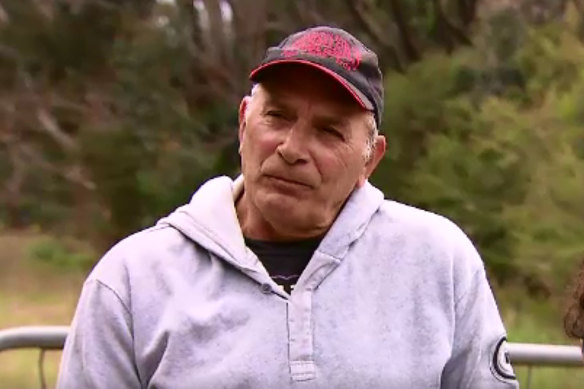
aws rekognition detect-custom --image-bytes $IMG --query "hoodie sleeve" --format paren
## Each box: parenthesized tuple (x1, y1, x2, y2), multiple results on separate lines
(440, 266, 519, 389)
(57, 279, 141, 389)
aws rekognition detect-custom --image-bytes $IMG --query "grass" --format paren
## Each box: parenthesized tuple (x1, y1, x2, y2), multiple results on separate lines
(0, 231, 583, 388)
(0, 232, 87, 389)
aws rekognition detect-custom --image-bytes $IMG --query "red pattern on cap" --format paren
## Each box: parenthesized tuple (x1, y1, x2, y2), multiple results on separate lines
(281, 31, 361, 72)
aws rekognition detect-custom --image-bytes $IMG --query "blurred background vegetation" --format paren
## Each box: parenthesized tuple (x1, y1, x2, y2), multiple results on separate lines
(0, 0, 583, 387)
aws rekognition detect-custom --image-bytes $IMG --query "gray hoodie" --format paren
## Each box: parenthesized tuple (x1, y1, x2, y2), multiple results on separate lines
(57, 176, 518, 389)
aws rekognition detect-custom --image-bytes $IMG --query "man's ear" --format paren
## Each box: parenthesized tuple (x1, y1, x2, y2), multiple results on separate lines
(357, 135, 386, 188)
(238, 96, 251, 152)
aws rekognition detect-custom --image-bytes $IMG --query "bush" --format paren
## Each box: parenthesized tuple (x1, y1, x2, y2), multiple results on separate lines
(27, 236, 96, 272)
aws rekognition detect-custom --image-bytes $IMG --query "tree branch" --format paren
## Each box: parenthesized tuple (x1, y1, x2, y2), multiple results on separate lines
(18, 143, 95, 189)
(572, 0, 584, 13)
(388, 0, 421, 62)
(36, 107, 77, 151)
(226, 0, 268, 92)
(0, 1, 9, 24)
(457, 0, 478, 28)
(13, 68, 79, 151)
(432, 0, 472, 52)
(346, 0, 405, 71)
(291, 0, 327, 26)
(1, 139, 26, 227)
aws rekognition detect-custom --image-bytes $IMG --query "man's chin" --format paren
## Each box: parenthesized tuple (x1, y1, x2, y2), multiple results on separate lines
(260, 196, 304, 219)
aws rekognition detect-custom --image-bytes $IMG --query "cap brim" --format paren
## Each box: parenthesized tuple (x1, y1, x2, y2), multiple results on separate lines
(249, 59, 374, 111)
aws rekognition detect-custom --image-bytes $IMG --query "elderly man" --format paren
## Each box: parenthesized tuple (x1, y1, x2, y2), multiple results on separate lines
(58, 26, 518, 388)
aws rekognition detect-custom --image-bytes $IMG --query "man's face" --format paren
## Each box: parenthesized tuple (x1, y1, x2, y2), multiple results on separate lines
(237, 65, 386, 240)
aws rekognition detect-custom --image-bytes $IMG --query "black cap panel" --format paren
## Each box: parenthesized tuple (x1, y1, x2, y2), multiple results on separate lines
(250, 26, 384, 127)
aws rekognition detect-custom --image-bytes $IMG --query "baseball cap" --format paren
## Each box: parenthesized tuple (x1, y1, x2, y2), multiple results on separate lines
(249, 26, 384, 127)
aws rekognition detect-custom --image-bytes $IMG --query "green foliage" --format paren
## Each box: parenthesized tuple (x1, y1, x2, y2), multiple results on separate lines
(373, 52, 470, 198)
(27, 236, 95, 272)
(75, 12, 240, 243)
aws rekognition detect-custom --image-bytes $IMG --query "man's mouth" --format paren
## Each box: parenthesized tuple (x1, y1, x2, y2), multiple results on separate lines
(265, 175, 312, 189)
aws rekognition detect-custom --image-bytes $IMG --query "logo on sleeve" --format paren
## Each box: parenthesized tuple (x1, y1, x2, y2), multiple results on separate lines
(491, 337, 516, 382)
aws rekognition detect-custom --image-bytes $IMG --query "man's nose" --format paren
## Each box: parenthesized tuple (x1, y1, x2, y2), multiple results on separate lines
(276, 126, 310, 164)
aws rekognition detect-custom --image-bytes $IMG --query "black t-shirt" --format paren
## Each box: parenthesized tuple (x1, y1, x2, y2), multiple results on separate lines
(245, 236, 323, 294)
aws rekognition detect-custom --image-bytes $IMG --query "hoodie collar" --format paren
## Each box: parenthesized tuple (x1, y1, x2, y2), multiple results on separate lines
(317, 180, 384, 259)
(158, 176, 250, 268)
(159, 175, 384, 267)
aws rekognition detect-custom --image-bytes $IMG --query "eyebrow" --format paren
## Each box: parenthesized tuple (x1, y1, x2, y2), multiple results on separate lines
(315, 116, 350, 128)
(262, 93, 293, 111)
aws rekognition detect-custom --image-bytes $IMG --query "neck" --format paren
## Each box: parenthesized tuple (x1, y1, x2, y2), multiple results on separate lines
(235, 192, 328, 241)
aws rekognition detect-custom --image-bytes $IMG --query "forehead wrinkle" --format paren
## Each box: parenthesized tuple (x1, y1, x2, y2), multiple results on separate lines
(261, 84, 358, 122)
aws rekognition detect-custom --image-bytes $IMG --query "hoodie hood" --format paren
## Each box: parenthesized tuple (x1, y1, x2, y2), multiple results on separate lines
(157, 175, 250, 269)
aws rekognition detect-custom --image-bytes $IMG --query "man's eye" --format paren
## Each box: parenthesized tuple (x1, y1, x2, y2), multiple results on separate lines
(266, 111, 285, 118)
(320, 126, 344, 140)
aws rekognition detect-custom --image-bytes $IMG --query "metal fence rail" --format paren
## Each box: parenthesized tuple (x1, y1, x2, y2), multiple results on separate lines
(0, 326, 68, 352)
(507, 342, 583, 388)
(508, 342, 583, 367)
(0, 326, 582, 388)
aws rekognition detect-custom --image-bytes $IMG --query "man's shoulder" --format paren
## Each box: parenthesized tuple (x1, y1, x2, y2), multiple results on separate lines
(376, 200, 467, 241)
(375, 200, 482, 262)
(88, 225, 193, 284)
(109, 224, 188, 259)
(371, 200, 486, 282)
